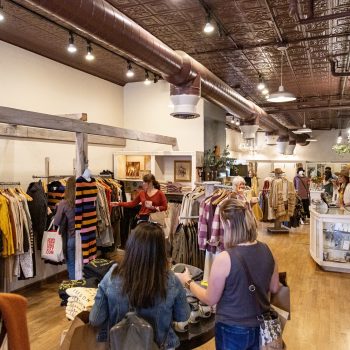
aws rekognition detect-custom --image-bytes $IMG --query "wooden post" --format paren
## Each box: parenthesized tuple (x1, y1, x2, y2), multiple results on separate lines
(76, 133, 88, 177)
(44, 157, 50, 179)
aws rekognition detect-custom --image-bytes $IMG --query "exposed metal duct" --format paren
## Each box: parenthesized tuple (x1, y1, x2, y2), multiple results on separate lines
(21, 0, 307, 143)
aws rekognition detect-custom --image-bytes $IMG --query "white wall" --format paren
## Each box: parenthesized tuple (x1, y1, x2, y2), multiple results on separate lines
(0, 41, 124, 189)
(227, 129, 350, 163)
(123, 81, 204, 152)
(0, 41, 124, 290)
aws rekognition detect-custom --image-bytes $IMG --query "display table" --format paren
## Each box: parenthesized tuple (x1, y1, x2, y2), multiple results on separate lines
(177, 314, 215, 349)
(310, 206, 350, 273)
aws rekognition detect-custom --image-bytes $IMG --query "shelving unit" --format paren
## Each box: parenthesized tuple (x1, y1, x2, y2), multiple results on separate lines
(310, 207, 350, 273)
(113, 151, 203, 191)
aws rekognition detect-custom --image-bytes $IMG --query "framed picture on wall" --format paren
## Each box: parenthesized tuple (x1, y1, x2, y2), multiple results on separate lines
(174, 160, 192, 182)
(126, 161, 141, 178)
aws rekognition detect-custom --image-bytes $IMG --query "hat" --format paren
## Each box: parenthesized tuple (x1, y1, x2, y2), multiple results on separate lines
(335, 168, 350, 178)
(273, 168, 285, 175)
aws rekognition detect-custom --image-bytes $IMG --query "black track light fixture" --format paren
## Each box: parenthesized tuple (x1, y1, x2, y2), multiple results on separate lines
(67, 32, 77, 53)
(126, 61, 134, 78)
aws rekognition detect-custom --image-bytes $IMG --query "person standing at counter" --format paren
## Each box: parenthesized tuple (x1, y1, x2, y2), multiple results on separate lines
(322, 169, 334, 197)
(294, 167, 310, 218)
(176, 198, 279, 349)
(111, 173, 167, 221)
(334, 169, 350, 207)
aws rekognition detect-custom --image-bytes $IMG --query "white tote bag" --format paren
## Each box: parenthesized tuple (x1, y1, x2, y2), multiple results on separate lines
(41, 220, 64, 262)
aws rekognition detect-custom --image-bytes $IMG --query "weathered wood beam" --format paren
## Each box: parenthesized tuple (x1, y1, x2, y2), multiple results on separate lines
(0, 123, 126, 146)
(0, 106, 177, 146)
(57, 113, 88, 121)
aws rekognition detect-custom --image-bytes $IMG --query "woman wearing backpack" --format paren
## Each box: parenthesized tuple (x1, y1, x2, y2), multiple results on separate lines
(176, 198, 280, 350)
(89, 222, 190, 349)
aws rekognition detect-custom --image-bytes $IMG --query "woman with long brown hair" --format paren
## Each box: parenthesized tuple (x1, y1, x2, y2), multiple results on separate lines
(111, 173, 167, 222)
(89, 222, 190, 348)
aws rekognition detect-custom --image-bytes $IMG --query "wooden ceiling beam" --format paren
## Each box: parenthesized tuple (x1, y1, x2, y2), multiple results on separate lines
(0, 106, 177, 146)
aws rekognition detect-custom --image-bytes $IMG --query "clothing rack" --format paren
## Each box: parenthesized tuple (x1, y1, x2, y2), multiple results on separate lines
(214, 184, 233, 189)
(32, 175, 73, 179)
(179, 215, 199, 220)
(0, 182, 21, 185)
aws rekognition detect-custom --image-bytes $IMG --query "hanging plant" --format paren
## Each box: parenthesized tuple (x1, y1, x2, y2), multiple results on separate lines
(332, 144, 350, 155)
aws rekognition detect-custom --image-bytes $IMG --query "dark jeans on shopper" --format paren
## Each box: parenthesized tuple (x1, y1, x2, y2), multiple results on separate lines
(302, 198, 310, 218)
(215, 322, 260, 350)
(67, 235, 76, 280)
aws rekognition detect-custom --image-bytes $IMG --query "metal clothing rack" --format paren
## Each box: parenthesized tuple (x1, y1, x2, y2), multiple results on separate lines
(0, 182, 21, 186)
(179, 215, 199, 220)
(32, 175, 73, 179)
(214, 184, 233, 189)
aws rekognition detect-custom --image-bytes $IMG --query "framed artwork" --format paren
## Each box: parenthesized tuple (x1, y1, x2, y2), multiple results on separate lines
(126, 161, 141, 178)
(174, 160, 192, 182)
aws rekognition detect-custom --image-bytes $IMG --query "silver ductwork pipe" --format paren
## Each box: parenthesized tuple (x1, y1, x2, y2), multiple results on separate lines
(21, 0, 308, 144)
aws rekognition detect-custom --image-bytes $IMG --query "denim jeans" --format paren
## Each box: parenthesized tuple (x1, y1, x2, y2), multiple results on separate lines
(215, 322, 260, 350)
(67, 235, 76, 280)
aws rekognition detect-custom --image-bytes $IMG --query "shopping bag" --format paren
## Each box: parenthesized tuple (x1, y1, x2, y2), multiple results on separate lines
(60, 311, 107, 350)
(41, 220, 64, 262)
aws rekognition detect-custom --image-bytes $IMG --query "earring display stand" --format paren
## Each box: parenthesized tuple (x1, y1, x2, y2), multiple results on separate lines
(267, 219, 289, 234)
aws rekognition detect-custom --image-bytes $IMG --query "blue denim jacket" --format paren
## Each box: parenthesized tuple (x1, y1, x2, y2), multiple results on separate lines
(89, 265, 190, 348)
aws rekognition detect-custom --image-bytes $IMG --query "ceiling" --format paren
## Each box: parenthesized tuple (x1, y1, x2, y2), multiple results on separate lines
(1, 0, 350, 132)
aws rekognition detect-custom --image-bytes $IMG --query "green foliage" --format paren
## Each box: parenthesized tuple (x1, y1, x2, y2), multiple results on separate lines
(203, 145, 234, 169)
(332, 144, 350, 155)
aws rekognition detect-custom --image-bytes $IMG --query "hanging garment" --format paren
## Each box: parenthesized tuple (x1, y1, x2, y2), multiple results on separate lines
(75, 177, 98, 264)
(27, 181, 47, 250)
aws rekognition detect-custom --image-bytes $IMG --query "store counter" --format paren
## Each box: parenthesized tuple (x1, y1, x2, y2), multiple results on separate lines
(177, 314, 215, 349)
(310, 206, 350, 273)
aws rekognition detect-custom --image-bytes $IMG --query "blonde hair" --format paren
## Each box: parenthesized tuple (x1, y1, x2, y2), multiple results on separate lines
(219, 198, 257, 248)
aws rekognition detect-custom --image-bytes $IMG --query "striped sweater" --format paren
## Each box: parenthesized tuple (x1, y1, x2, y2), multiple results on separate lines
(75, 177, 98, 264)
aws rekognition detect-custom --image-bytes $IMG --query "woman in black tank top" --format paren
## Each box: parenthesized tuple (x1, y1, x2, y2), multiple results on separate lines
(176, 198, 280, 350)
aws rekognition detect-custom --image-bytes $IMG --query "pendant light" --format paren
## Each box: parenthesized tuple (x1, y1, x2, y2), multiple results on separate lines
(257, 74, 266, 91)
(266, 47, 296, 103)
(337, 130, 343, 144)
(293, 113, 312, 134)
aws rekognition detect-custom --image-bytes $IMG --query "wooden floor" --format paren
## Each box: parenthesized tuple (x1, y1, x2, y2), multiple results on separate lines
(20, 222, 350, 350)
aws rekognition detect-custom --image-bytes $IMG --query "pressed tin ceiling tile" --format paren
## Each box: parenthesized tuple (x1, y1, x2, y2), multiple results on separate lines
(4, 0, 350, 130)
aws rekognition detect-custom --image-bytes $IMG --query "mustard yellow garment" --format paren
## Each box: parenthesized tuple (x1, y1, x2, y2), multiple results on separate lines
(0, 194, 15, 256)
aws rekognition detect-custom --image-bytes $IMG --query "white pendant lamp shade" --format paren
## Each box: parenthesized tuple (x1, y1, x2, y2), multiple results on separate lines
(267, 85, 296, 102)
(293, 113, 312, 134)
(267, 49, 296, 103)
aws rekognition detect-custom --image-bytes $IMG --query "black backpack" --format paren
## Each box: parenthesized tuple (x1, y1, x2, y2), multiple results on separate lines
(109, 311, 165, 350)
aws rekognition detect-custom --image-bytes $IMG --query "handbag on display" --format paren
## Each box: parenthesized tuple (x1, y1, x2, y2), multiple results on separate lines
(233, 249, 285, 350)
(41, 219, 64, 262)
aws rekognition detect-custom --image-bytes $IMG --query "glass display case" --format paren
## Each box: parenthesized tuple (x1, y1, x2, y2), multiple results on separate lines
(310, 207, 350, 273)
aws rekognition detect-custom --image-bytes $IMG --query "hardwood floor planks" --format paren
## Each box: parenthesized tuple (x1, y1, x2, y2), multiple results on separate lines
(18, 223, 350, 350)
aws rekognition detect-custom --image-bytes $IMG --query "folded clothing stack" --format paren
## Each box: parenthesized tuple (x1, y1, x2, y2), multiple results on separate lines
(166, 182, 182, 193)
(58, 278, 99, 306)
(65, 287, 97, 321)
(83, 258, 116, 281)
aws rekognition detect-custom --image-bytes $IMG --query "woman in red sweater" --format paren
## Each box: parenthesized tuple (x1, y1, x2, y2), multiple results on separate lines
(111, 173, 167, 221)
